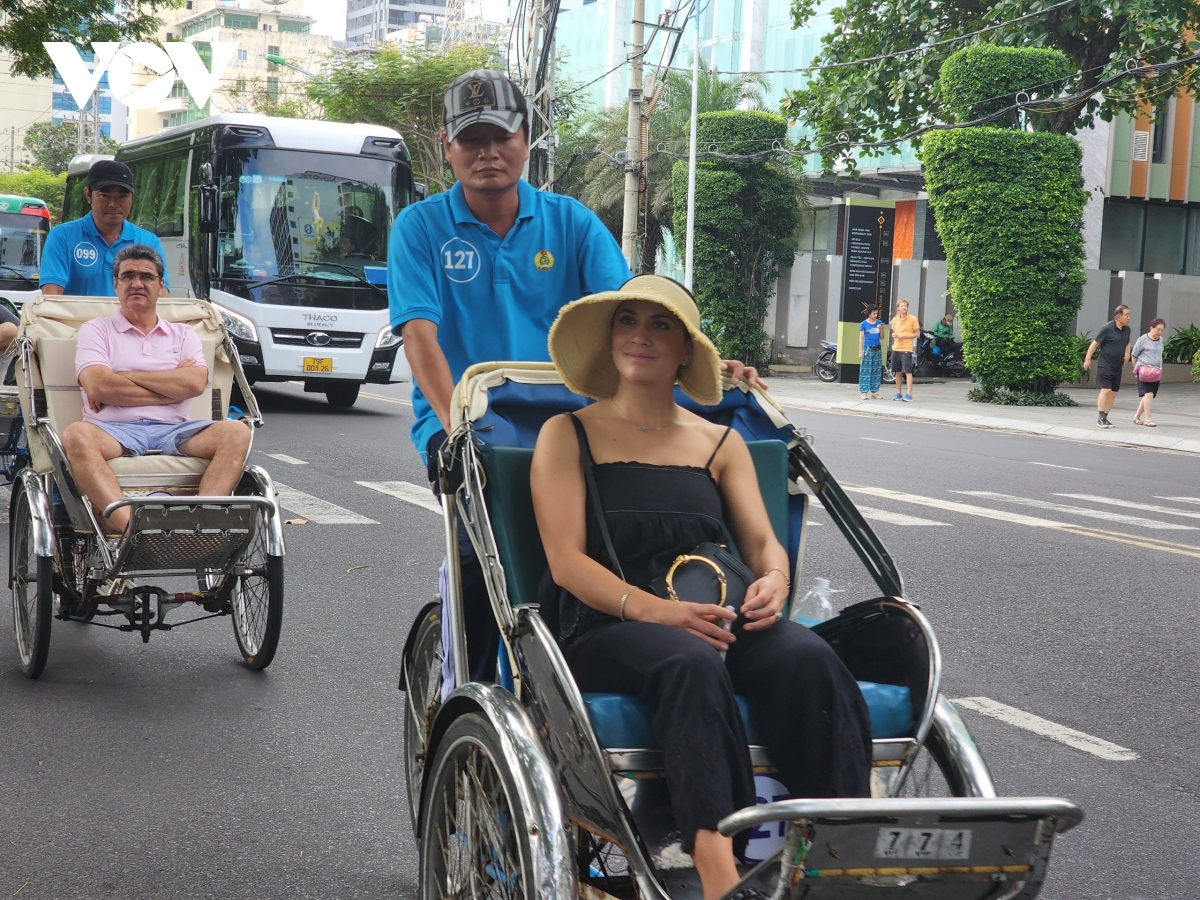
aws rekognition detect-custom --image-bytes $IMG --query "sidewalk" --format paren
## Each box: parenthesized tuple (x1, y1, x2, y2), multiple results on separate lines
(766, 373, 1200, 455)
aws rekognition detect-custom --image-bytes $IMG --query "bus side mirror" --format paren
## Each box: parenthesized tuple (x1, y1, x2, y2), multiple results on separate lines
(199, 184, 218, 234)
(414, 183, 428, 201)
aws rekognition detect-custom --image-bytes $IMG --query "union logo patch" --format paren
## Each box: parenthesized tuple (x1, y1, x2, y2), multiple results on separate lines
(533, 250, 554, 271)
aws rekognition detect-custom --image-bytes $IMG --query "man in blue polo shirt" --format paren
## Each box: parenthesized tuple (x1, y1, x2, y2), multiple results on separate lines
(390, 70, 761, 684)
(41, 160, 169, 297)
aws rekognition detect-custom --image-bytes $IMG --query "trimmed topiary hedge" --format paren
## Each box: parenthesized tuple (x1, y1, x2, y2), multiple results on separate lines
(939, 45, 1074, 127)
(923, 46, 1086, 395)
(671, 110, 799, 367)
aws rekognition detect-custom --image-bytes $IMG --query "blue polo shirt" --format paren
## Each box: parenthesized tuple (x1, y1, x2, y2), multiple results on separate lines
(389, 179, 631, 461)
(40, 213, 169, 297)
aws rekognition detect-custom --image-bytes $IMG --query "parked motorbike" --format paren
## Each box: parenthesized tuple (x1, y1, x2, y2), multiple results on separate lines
(914, 330, 969, 378)
(813, 341, 895, 384)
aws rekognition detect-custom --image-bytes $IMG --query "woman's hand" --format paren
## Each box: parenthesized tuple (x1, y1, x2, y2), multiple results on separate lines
(642, 593, 737, 651)
(740, 570, 788, 631)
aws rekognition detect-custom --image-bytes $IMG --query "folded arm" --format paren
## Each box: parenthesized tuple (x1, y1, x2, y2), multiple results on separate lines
(79, 365, 188, 408)
(119, 360, 208, 402)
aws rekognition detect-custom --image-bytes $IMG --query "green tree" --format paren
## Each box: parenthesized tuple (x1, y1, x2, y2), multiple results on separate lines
(670, 111, 801, 367)
(556, 61, 766, 271)
(310, 43, 498, 194)
(0, 169, 67, 222)
(23, 121, 117, 176)
(922, 46, 1086, 398)
(0, 0, 181, 79)
(784, 0, 1200, 168)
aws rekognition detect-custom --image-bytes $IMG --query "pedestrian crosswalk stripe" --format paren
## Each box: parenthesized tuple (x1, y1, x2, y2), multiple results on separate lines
(273, 483, 379, 525)
(1056, 493, 1200, 521)
(952, 696, 1138, 762)
(858, 506, 950, 527)
(357, 480, 442, 515)
(955, 491, 1194, 530)
(261, 452, 308, 465)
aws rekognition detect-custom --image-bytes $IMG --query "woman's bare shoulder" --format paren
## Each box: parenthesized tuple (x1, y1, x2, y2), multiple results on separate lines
(535, 412, 579, 450)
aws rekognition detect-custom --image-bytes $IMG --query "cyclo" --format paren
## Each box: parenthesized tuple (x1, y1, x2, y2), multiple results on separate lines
(401, 361, 1082, 900)
(8, 294, 284, 679)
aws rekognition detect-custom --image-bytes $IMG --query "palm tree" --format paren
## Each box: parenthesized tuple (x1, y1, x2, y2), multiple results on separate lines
(557, 61, 768, 272)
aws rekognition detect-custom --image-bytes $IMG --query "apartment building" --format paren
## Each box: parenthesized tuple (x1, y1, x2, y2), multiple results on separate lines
(346, 0, 450, 45)
(130, 0, 333, 140)
(0, 48, 55, 171)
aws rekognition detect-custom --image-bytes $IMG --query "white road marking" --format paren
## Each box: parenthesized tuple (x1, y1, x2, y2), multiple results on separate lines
(1056, 493, 1200, 521)
(845, 485, 1067, 529)
(859, 437, 903, 445)
(0, 483, 8, 523)
(357, 480, 442, 515)
(1157, 496, 1200, 506)
(955, 491, 1194, 530)
(273, 483, 378, 525)
(261, 452, 308, 465)
(952, 696, 1139, 762)
(361, 391, 412, 407)
(858, 506, 950, 527)
(1029, 461, 1087, 471)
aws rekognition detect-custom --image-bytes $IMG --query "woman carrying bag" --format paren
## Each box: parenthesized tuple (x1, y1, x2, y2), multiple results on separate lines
(1132, 318, 1166, 426)
(530, 274, 871, 900)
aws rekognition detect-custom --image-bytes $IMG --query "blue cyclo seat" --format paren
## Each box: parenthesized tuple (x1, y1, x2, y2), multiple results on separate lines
(584, 681, 914, 750)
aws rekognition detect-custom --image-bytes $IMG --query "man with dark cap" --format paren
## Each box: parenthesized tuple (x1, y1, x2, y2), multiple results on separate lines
(40, 159, 169, 297)
(388, 69, 762, 685)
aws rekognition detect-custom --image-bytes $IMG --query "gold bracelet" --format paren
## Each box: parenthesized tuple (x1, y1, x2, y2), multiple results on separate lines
(764, 566, 790, 588)
(619, 586, 634, 621)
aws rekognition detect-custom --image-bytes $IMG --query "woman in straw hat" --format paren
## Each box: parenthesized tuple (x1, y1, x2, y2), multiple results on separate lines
(531, 275, 871, 900)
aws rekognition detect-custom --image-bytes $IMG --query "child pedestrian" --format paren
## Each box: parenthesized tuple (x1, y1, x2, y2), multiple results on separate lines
(858, 306, 884, 398)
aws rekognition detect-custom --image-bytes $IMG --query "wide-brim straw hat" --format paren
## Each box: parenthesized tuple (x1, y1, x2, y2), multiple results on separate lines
(548, 274, 723, 406)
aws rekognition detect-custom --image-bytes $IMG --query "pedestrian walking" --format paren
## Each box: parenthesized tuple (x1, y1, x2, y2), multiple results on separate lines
(1132, 317, 1166, 427)
(1082, 305, 1132, 428)
(858, 305, 883, 398)
(890, 298, 920, 402)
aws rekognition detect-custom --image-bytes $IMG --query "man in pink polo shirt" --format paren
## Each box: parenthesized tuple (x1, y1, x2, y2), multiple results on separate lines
(61, 244, 251, 534)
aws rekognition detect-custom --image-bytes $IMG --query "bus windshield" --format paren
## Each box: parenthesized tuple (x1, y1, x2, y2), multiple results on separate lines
(0, 211, 48, 280)
(216, 149, 407, 303)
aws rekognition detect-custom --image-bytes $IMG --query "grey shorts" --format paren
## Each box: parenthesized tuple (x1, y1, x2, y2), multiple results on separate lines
(95, 419, 213, 456)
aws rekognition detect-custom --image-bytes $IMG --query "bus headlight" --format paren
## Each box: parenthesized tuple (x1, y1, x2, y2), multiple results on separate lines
(215, 304, 259, 343)
(375, 325, 402, 349)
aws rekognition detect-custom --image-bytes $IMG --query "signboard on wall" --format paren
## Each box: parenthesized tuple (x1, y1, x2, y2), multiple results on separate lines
(837, 201, 896, 384)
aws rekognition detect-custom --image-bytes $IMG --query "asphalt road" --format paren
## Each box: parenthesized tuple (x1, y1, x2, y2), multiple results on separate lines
(2, 380, 1196, 900)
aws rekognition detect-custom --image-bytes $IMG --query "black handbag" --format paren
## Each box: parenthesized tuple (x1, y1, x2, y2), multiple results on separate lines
(568, 414, 755, 612)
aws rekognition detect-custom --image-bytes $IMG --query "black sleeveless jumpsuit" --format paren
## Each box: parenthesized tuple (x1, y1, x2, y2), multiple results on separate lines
(553, 417, 873, 855)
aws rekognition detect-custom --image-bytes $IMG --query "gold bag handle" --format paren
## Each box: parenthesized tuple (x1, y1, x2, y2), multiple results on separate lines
(665, 554, 727, 605)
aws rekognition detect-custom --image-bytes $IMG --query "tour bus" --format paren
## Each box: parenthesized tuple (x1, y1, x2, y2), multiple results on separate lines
(0, 194, 51, 310)
(63, 114, 414, 407)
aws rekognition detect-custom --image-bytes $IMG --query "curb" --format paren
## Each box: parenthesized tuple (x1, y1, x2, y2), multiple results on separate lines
(770, 393, 1200, 456)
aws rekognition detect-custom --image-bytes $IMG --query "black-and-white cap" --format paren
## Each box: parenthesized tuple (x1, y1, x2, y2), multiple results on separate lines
(443, 69, 528, 142)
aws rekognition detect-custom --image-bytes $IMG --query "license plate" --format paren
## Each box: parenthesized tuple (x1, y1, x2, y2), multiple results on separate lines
(303, 357, 333, 373)
(874, 827, 972, 860)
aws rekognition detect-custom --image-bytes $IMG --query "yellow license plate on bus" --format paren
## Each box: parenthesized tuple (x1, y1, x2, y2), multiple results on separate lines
(303, 357, 333, 373)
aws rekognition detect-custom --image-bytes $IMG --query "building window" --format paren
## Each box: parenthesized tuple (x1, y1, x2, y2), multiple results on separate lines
(1099, 198, 1200, 274)
(278, 19, 310, 33)
(1151, 106, 1170, 165)
(1099, 200, 1145, 272)
(1143, 205, 1187, 274)
(186, 1, 193, 7)
(266, 77, 279, 100)
(262, 23, 274, 31)
(164, 119, 170, 128)
(224, 12, 259, 29)
(238, 48, 248, 62)
(166, 32, 174, 40)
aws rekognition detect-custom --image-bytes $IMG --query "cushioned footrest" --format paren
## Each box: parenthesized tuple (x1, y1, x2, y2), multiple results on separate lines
(583, 681, 914, 751)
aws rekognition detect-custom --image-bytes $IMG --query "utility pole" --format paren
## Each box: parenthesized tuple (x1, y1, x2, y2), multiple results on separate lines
(9, 126, 14, 174)
(620, 0, 646, 269)
(683, 2, 701, 288)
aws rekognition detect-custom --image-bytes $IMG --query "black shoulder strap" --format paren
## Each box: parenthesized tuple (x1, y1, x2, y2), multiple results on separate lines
(568, 413, 625, 580)
(705, 424, 735, 469)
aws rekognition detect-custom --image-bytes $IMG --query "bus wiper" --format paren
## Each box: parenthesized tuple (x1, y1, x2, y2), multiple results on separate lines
(300, 262, 387, 300)
(0, 265, 37, 286)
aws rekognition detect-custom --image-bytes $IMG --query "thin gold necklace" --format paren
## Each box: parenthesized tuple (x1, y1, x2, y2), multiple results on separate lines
(610, 398, 675, 433)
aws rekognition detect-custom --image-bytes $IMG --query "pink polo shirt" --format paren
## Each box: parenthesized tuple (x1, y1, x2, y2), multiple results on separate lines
(75, 311, 207, 425)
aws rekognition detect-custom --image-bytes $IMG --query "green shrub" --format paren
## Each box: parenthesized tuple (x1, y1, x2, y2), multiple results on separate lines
(1071, 331, 1092, 382)
(923, 46, 1085, 397)
(0, 169, 66, 223)
(939, 46, 1074, 128)
(1192, 346, 1200, 382)
(671, 111, 800, 367)
(1163, 324, 1200, 364)
(967, 385, 1077, 407)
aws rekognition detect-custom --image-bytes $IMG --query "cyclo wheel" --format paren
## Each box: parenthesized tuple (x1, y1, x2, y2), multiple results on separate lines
(403, 602, 443, 837)
(420, 712, 535, 900)
(10, 486, 53, 678)
(231, 502, 283, 670)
